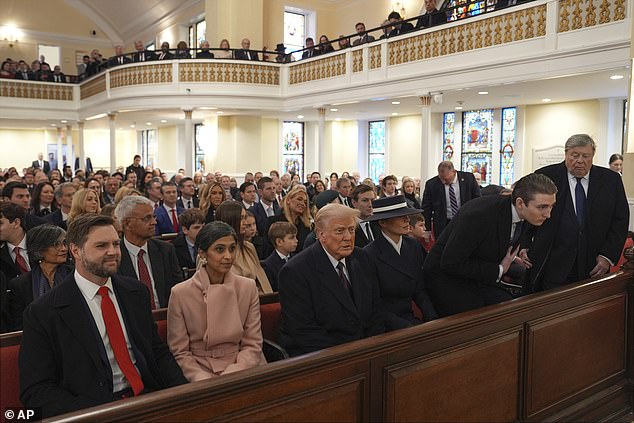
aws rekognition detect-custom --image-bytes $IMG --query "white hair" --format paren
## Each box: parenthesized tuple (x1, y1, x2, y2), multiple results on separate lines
(114, 195, 153, 224)
(315, 203, 360, 231)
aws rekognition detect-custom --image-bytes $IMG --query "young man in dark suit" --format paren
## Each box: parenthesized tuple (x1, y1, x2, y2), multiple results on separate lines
(173, 209, 205, 270)
(2, 181, 46, 230)
(388, 11, 415, 37)
(278, 203, 385, 356)
(529, 134, 629, 292)
(248, 177, 281, 238)
(415, 0, 446, 28)
(0, 202, 32, 282)
(421, 160, 481, 239)
(424, 173, 557, 317)
(176, 177, 199, 209)
(45, 182, 75, 230)
(261, 222, 298, 291)
(351, 184, 379, 248)
(154, 183, 184, 235)
(19, 214, 187, 418)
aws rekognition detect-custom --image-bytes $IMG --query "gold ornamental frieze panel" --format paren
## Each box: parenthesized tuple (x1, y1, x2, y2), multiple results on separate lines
(289, 54, 346, 84)
(559, 0, 625, 32)
(369, 45, 382, 70)
(179, 62, 280, 85)
(388, 4, 547, 66)
(1, 80, 74, 101)
(80, 75, 106, 100)
(110, 64, 173, 88)
(352, 50, 364, 73)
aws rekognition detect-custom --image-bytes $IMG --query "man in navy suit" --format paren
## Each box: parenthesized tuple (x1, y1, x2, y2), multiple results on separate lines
(248, 177, 281, 238)
(45, 183, 76, 230)
(176, 177, 199, 209)
(278, 204, 385, 356)
(154, 183, 184, 235)
(19, 215, 187, 418)
(351, 184, 379, 248)
(529, 134, 629, 292)
(421, 160, 481, 239)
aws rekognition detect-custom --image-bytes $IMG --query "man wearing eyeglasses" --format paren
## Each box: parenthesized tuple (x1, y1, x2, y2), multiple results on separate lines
(114, 196, 183, 309)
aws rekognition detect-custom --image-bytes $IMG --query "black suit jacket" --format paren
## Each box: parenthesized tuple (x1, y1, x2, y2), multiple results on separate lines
(32, 160, 50, 174)
(278, 242, 385, 356)
(19, 274, 187, 417)
(529, 162, 629, 290)
(248, 201, 281, 239)
(365, 234, 437, 330)
(156, 51, 174, 60)
(355, 221, 380, 249)
(44, 209, 67, 230)
(0, 272, 10, 333)
(108, 55, 132, 67)
(416, 10, 446, 28)
(388, 21, 415, 37)
(301, 49, 320, 59)
(15, 71, 34, 81)
(176, 197, 199, 209)
(133, 50, 157, 62)
(235, 49, 259, 61)
(117, 238, 184, 308)
(421, 170, 481, 238)
(172, 234, 196, 270)
(261, 251, 286, 292)
(196, 50, 215, 59)
(424, 195, 521, 316)
(0, 242, 35, 282)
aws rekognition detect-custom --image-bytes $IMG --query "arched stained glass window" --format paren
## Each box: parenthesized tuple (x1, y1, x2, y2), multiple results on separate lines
(500, 107, 517, 188)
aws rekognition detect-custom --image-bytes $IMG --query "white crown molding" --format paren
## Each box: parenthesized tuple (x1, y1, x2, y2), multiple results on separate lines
(64, 0, 123, 44)
(18, 28, 114, 48)
(120, 0, 203, 41)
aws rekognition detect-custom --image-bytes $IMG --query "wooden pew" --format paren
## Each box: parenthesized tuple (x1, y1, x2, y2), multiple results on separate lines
(46, 270, 634, 422)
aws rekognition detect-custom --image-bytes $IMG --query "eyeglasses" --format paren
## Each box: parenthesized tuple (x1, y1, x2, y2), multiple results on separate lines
(52, 239, 67, 249)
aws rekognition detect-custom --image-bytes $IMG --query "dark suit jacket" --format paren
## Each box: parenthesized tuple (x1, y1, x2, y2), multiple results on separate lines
(0, 272, 10, 333)
(107, 55, 132, 67)
(388, 21, 415, 37)
(301, 49, 320, 59)
(278, 242, 385, 356)
(154, 205, 184, 235)
(0, 241, 34, 282)
(196, 50, 215, 59)
(421, 171, 481, 238)
(365, 234, 437, 329)
(44, 209, 67, 230)
(133, 50, 157, 62)
(176, 197, 199, 209)
(24, 213, 46, 231)
(172, 234, 196, 270)
(529, 162, 629, 290)
(355, 222, 380, 249)
(249, 201, 281, 239)
(352, 34, 376, 46)
(32, 160, 50, 174)
(15, 71, 34, 81)
(261, 250, 287, 292)
(118, 239, 183, 308)
(19, 274, 187, 417)
(416, 9, 446, 28)
(156, 51, 174, 60)
(424, 195, 521, 316)
(234, 49, 259, 61)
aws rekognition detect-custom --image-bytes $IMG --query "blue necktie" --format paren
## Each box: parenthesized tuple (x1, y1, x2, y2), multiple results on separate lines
(575, 177, 586, 226)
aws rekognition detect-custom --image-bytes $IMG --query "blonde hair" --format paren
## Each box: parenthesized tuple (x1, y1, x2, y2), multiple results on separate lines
(315, 203, 360, 231)
(68, 188, 101, 222)
(199, 182, 226, 214)
(114, 186, 142, 205)
(282, 186, 311, 228)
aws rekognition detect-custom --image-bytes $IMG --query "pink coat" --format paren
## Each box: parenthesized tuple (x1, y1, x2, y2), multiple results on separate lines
(167, 268, 266, 382)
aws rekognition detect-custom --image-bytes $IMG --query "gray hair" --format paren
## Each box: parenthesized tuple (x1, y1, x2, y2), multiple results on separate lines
(437, 161, 455, 172)
(54, 182, 74, 200)
(114, 195, 154, 223)
(565, 134, 596, 152)
(315, 203, 360, 231)
(26, 224, 66, 262)
(195, 221, 237, 251)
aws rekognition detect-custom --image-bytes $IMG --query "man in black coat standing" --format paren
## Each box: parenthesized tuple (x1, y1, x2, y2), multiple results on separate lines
(32, 152, 50, 174)
(529, 134, 629, 292)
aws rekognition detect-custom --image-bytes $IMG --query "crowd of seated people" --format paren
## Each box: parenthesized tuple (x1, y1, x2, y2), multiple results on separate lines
(0, 132, 629, 417)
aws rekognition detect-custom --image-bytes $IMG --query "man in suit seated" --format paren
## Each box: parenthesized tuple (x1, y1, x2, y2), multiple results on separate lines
(421, 160, 481, 239)
(15, 60, 34, 81)
(351, 184, 378, 248)
(114, 196, 184, 309)
(301, 38, 320, 59)
(45, 182, 76, 230)
(0, 202, 32, 282)
(154, 183, 184, 235)
(173, 208, 205, 270)
(176, 177, 199, 209)
(156, 42, 174, 60)
(239, 182, 257, 210)
(248, 176, 281, 238)
(278, 203, 385, 356)
(220, 175, 240, 200)
(388, 11, 415, 37)
(51, 65, 66, 83)
(352, 22, 376, 46)
(261, 222, 298, 291)
(196, 40, 215, 59)
(424, 173, 557, 317)
(32, 152, 50, 174)
(235, 38, 259, 61)
(2, 181, 46, 230)
(416, 0, 446, 28)
(133, 40, 157, 62)
(19, 214, 187, 418)
(102, 177, 120, 205)
(108, 45, 132, 67)
(335, 177, 353, 207)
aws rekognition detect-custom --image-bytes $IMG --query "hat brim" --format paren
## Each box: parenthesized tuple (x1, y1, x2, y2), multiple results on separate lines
(363, 207, 423, 222)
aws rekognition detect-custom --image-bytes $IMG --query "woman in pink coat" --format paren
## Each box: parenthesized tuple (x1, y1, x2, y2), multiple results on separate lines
(167, 221, 266, 381)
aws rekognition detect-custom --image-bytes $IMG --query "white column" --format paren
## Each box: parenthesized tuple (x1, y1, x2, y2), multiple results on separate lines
(56, 127, 63, 170)
(108, 113, 117, 172)
(317, 107, 326, 174)
(183, 109, 194, 176)
(419, 95, 433, 181)
(66, 124, 74, 170)
(78, 121, 85, 172)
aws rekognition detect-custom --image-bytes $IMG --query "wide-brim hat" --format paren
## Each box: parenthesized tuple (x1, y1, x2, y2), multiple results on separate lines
(314, 189, 340, 209)
(364, 194, 422, 222)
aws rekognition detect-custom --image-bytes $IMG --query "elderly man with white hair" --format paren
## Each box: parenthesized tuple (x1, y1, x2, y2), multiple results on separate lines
(278, 203, 385, 357)
(114, 195, 183, 309)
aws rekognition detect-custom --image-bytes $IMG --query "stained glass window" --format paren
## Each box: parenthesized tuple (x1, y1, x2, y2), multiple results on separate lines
(196, 20, 206, 48)
(462, 109, 493, 185)
(282, 122, 304, 179)
(141, 129, 157, 169)
(194, 123, 206, 172)
(447, 0, 497, 21)
(284, 11, 306, 61)
(500, 107, 517, 188)
(369, 121, 386, 184)
(443, 112, 456, 162)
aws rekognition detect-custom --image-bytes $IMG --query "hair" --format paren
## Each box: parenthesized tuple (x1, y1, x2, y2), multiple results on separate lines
(311, 171, 321, 178)
(408, 213, 425, 227)
(114, 195, 153, 223)
(355, 22, 365, 28)
(215, 200, 245, 244)
(315, 203, 360, 231)
(68, 188, 101, 222)
(267, 221, 298, 245)
(101, 203, 116, 218)
(178, 208, 205, 229)
(2, 181, 28, 199)
(335, 177, 350, 189)
(437, 161, 455, 172)
(351, 183, 375, 201)
(239, 181, 256, 193)
(26, 224, 66, 263)
(84, 177, 101, 190)
(388, 11, 402, 20)
(381, 174, 397, 187)
(54, 182, 74, 201)
(219, 38, 230, 49)
(31, 181, 57, 213)
(282, 187, 312, 228)
(66, 214, 115, 249)
(178, 176, 193, 188)
(0, 201, 27, 231)
(195, 221, 237, 252)
(564, 134, 596, 152)
(609, 153, 623, 164)
(257, 176, 274, 191)
(511, 173, 558, 206)
(160, 181, 177, 194)
(114, 186, 142, 204)
(199, 182, 226, 214)
(133, 154, 141, 160)
(270, 170, 280, 178)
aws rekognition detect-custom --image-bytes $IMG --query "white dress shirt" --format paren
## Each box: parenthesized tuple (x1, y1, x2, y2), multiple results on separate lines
(123, 237, 160, 306)
(567, 171, 589, 212)
(162, 204, 178, 226)
(381, 231, 403, 255)
(444, 172, 461, 219)
(7, 235, 31, 272)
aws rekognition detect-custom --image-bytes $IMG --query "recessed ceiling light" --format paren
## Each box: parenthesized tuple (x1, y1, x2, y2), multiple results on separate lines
(455, 106, 463, 110)
(146, 122, 152, 125)
(130, 124, 135, 128)
(199, 107, 217, 110)
(216, 111, 224, 114)
(85, 113, 107, 121)
(391, 101, 401, 105)
(391, 112, 399, 116)
(335, 118, 341, 121)
(50, 124, 56, 127)
(542, 98, 552, 102)
(297, 115, 304, 119)
(478, 91, 489, 95)
(610, 74, 624, 80)
(160, 119, 167, 123)
(60, 120, 68, 123)
(330, 108, 338, 112)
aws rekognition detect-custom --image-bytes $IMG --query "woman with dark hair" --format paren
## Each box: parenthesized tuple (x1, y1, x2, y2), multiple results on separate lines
(167, 221, 266, 381)
(0, 61, 14, 79)
(314, 179, 326, 195)
(8, 224, 71, 330)
(329, 172, 338, 189)
(31, 181, 57, 217)
(318, 35, 335, 54)
(200, 182, 226, 223)
(609, 153, 623, 175)
(174, 41, 192, 59)
(215, 201, 273, 293)
(143, 171, 154, 187)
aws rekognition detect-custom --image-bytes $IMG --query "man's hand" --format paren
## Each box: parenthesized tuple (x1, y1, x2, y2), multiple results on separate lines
(500, 245, 521, 275)
(515, 248, 533, 269)
(589, 255, 611, 278)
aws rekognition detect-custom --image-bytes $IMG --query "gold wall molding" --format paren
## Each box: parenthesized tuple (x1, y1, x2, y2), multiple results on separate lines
(559, 0, 625, 31)
(388, 5, 547, 66)
(110, 63, 173, 88)
(369, 45, 382, 70)
(1, 80, 74, 101)
(179, 62, 280, 85)
(80, 75, 106, 100)
(352, 50, 363, 73)
(289, 54, 346, 84)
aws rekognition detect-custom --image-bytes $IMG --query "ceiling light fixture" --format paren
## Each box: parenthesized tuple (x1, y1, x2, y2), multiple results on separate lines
(146, 122, 152, 125)
(130, 124, 135, 128)
(391, 101, 401, 105)
(85, 113, 107, 121)
(330, 108, 338, 112)
(610, 74, 624, 80)
(478, 91, 489, 95)
(455, 106, 463, 110)
(297, 115, 304, 119)
(50, 124, 56, 127)
(542, 98, 552, 102)
(216, 111, 224, 114)
(160, 119, 167, 123)
(60, 120, 68, 123)
(391, 112, 399, 116)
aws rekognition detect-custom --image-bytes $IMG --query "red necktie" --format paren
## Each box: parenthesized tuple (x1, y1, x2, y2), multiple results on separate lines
(13, 247, 29, 274)
(97, 286, 144, 396)
(170, 209, 179, 233)
(136, 250, 156, 309)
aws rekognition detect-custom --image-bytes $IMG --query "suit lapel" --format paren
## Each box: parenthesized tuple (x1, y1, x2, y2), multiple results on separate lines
(119, 242, 136, 278)
(497, 197, 513, 258)
(437, 178, 447, 214)
(147, 240, 165, 307)
(312, 244, 358, 315)
(458, 172, 469, 205)
(0, 244, 17, 276)
(586, 165, 603, 213)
